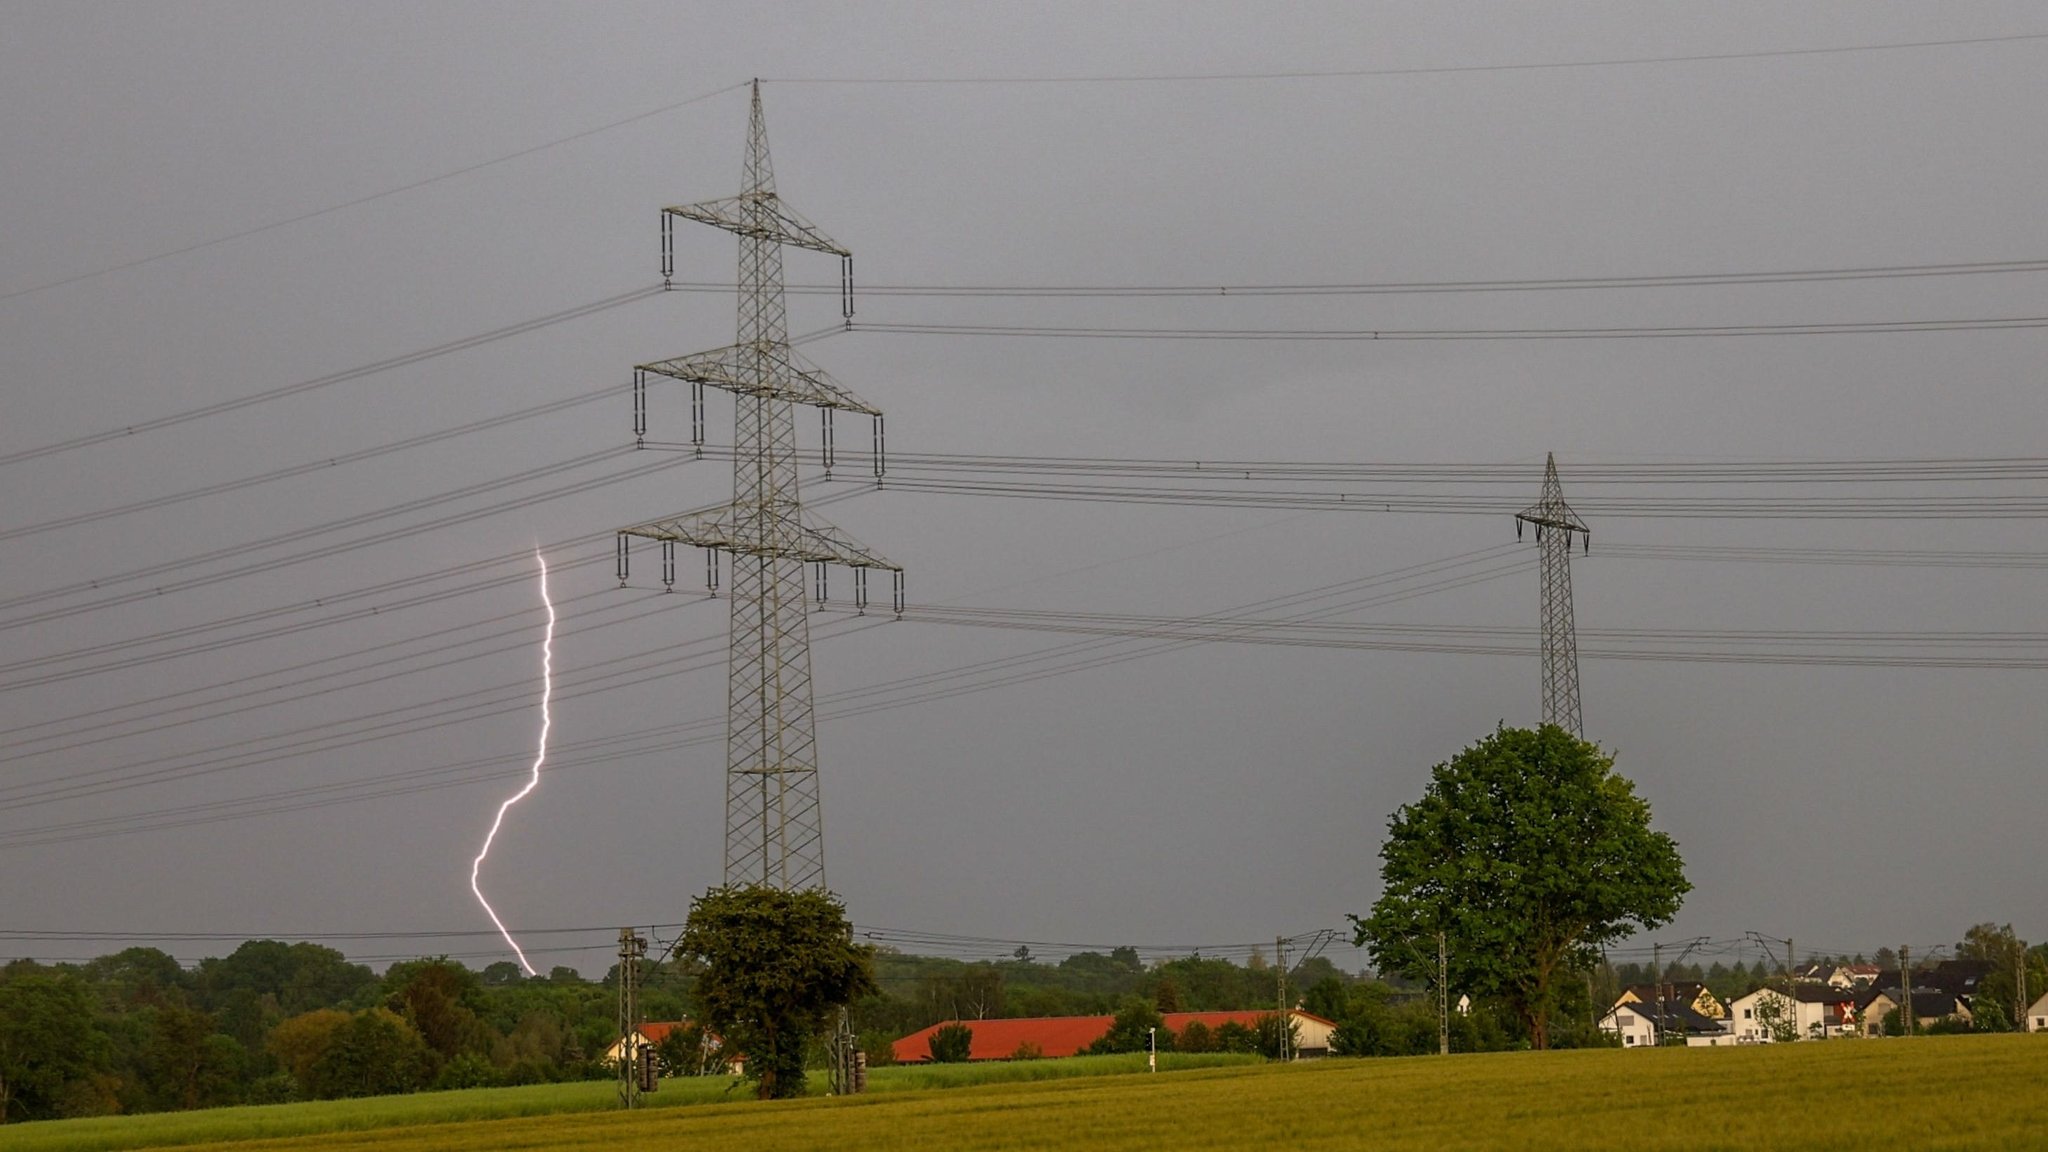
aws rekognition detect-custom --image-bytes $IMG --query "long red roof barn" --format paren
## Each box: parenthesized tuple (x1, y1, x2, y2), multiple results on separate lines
(891, 1010, 1337, 1063)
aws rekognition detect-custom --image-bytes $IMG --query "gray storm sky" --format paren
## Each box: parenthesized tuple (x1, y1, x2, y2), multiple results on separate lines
(3, 1, 2044, 977)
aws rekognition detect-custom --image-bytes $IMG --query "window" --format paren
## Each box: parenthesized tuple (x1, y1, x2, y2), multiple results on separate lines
(1743, 1008, 1753, 1019)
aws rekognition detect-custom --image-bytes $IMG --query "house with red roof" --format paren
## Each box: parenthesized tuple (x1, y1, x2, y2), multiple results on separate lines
(605, 1020, 740, 1074)
(892, 1009, 1338, 1063)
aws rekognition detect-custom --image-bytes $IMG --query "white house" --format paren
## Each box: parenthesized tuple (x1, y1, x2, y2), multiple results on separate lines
(2026, 991, 2048, 1034)
(604, 1020, 739, 1074)
(1601, 1003, 1660, 1049)
(1727, 985, 1857, 1042)
(1599, 1002, 1731, 1048)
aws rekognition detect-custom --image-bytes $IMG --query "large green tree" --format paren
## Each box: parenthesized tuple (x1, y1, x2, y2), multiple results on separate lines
(1955, 923, 2045, 1031)
(1086, 996, 1167, 1055)
(675, 885, 876, 1100)
(0, 973, 110, 1122)
(1352, 724, 1689, 1049)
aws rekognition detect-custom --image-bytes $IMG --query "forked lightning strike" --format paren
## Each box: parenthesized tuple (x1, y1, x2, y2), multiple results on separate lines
(469, 549, 554, 976)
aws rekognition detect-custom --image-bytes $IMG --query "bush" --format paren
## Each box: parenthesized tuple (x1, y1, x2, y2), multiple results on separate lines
(1087, 996, 1167, 1055)
(927, 1022, 974, 1063)
(859, 1029, 898, 1069)
(1212, 1020, 1258, 1054)
(305, 1010, 430, 1099)
(1254, 1013, 1299, 1061)
(433, 1052, 495, 1090)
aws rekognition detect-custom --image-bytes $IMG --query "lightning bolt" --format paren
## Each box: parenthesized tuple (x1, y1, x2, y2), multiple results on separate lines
(470, 549, 554, 976)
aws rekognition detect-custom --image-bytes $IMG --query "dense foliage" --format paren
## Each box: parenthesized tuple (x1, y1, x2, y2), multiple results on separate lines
(0, 945, 624, 1123)
(6, 909, 2034, 1123)
(926, 1022, 974, 1063)
(675, 885, 877, 1099)
(1353, 724, 1690, 1048)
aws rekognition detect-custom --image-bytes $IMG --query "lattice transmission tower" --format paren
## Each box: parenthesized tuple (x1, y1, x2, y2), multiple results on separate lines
(616, 81, 901, 891)
(1514, 453, 1588, 736)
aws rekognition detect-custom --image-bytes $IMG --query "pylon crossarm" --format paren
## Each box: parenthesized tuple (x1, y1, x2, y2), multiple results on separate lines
(1515, 510, 1589, 536)
(620, 506, 901, 572)
(664, 196, 849, 257)
(638, 343, 881, 415)
(1517, 452, 1588, 534)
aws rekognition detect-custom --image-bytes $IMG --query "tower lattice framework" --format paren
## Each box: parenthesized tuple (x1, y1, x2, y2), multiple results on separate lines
(618, 81, 900, 890)
(1515, 453, 1588, 737)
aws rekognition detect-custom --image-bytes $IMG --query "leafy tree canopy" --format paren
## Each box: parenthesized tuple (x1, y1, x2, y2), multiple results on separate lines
(1087, 996, 1167, 1055)
(676, 885, 876, 1100)
(1352, 724, 1688, 1049)
(0, 973, 109, 1122)
(926, 1021, 973, 1063)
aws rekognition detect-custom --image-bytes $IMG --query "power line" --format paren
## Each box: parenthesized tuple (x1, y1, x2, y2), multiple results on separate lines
(0, 537, 613, 691)
(659, 442, 2048, 485)
(1, 84, 747, 303)
(762, 30, 2048, 85)
(897, 607, 2048, 669)
(0, 590, 680, 766)
(0, 382, 630, 544)
(848, 315, 2048, 341)
(0, 624, 722, 814)
(0, 617, 896, 849)
(870, 475, 2048, 520)
(668, 255, 2048, 299)
(0, 449, 688, 633)
(0, 546, 1513, 842)
(0, 484, 866, 697)
(0, 288, 662, 467)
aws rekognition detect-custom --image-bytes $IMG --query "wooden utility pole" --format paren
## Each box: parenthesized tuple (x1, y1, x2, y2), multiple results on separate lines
(616, 928, 647, 1108)
(1274, 935, 1291, 1062)
(1652, 941, 1664, 1046)
(1900, 944, 1914, 1036)
(1437, 931, 1450, 1056)
(2018, 937, 2029, 1032)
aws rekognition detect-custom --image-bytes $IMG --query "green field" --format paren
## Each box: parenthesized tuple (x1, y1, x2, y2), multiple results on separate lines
(5, 1038, 2045, 1152)
(0, 1053, 1255, 1152)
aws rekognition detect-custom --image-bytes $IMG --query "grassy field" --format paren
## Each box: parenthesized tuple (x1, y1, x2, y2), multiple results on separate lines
(0, 1053, 1255, 1152)
(4, 1038, 2045, 1151)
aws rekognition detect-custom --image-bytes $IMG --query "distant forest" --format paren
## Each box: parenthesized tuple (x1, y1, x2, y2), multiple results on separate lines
(0, 939, 1801, 1123)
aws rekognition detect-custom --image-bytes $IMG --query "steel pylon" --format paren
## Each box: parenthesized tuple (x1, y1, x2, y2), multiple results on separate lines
(1515, 453, 1588, 737)
(618, 81, 900, 891)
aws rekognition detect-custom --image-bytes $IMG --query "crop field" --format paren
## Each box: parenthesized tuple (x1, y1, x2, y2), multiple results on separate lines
(0, 1053, 1256, 1152)
(5, 1037, 2045, 1152)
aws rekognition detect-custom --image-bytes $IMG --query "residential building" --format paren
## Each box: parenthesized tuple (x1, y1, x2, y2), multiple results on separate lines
(603, 1020, 738, 1073)
(1918, 959, 1994, 1004)
(2026, 991, 2048, 1034)
(892, 1009, 1338, 1063)
(1599, 1001, 1731, 1048)
(1793, 964, 1849, 989)
(1727, 984, 1858, 1042)
(1856, 988, 1972, 1036)
(1616, 982, 1725, 1020)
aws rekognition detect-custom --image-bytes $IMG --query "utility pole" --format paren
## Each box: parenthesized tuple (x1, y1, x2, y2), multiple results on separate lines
(1516, 453, 1588, 736)
(1275, 935, 1291, 1062)
(828, 1007, 861, 1095)
(618, 80, 901, 890)
(1652, 941, 1664, 1047)
(2017, 937, 2028, 1034)
(616, 928, 648, 1108)
(1900, 944, 1913, 1036)
(1437, 930, 1450, 1056)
